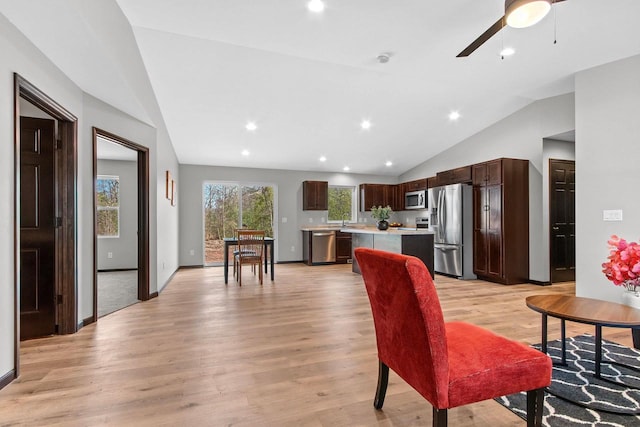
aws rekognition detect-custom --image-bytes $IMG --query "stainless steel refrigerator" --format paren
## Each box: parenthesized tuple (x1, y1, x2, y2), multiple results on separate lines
(428, 183, 475, 279)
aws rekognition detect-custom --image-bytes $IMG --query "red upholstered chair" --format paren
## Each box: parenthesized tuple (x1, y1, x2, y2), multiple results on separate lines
(354, 248, 552, 427)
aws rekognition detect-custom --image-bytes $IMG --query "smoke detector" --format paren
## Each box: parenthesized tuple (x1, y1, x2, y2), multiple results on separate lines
(377, 53, 391, 64)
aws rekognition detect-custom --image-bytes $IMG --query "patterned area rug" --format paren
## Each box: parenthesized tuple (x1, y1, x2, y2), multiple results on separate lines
(496, 334, 640, 426)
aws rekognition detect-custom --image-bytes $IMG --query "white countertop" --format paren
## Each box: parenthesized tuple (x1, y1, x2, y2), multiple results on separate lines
(340, 227, 432, 235)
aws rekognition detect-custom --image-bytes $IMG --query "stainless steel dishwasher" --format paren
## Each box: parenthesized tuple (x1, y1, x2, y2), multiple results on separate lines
(312, 231, 336, 263)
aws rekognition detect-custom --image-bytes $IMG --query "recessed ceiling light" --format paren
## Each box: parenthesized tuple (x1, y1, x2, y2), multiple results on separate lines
(245, 121, 257, 131)
(385, 161, 393, 167)
(448, 111, 461, 121)
(343, 166, 350, 172)
(319, 156, 327, 162)
(361, 120, 372, 130)
(500, 47, 516, 57)
(307, 0, 325, 13)
(241, 149, 250, 156)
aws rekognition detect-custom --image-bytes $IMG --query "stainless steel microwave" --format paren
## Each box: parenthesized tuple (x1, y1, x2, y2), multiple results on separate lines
(405, 190, 426, 210)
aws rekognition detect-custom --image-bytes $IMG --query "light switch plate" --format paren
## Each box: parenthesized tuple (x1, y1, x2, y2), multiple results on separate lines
(603, 210, 623, 221)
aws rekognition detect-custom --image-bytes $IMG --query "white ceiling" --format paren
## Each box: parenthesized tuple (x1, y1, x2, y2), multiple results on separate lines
(2, 0, 639, 175)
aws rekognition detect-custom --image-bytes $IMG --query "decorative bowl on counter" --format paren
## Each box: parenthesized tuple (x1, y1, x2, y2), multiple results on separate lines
(389, 222, 403, 227)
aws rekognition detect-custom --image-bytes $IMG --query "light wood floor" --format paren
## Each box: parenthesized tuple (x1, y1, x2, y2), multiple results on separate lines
(0, 264, 633, 426)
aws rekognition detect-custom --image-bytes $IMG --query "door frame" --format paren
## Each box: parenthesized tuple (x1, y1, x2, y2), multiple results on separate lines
(14, 74, 78, 376)
(92, 127, 150, 322)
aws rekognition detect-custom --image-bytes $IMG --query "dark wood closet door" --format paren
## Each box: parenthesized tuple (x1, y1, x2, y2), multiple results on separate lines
(486, 185, 503, 277)
(473, 186, 488, 276)
(20, 116, 56, 339)
(550, 159, 576, 283)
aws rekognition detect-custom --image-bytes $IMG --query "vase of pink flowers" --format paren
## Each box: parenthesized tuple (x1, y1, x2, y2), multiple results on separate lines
(602, 235, 640, 308)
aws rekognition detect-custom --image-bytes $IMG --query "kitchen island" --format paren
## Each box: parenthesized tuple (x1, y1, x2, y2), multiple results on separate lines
(341, 227, 434, 277)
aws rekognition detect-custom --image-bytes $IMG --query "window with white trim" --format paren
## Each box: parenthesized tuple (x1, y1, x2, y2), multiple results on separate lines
(328, 185, 356, 223)
(96, 175, 120, 237)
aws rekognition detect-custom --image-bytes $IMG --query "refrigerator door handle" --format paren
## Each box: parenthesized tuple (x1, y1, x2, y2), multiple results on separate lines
(438, 190, 445, 241)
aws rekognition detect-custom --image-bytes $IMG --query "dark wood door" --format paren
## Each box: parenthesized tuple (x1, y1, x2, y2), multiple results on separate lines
(473, 186, 488, 275)
(486, 185, 503, 277)
(20, 117, 56, 339)
(550, 159, 576, 282)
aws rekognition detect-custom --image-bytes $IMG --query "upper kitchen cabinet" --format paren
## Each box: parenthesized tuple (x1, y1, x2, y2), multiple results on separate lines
(360, 184, 400, 211)
(403, 178, 427, 192)
(302, 180, 328, 210)
(436, 165, 472, 186)
(472, 158, 529, 285)
(426, 176, 438, 189)
(472, 160, 502, 186)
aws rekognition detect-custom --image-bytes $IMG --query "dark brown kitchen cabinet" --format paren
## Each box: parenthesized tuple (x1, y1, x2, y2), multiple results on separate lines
(403, 178, 427, 192)
(437, 165, 472, 186)
(360, 184, 397, 211)
(302, 180, 328, 210)
(472, 158, 529, 285)
(472, 159, 502, 186)
(426, 176, 438, 189)
(388, 184, 403, 211)
(336, 231, 352, 264)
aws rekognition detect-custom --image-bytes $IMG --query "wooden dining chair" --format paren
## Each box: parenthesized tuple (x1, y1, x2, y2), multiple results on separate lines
(354, 248, 552, 427)
(232, 227, 250, 280)
(235, 230, 265, 286)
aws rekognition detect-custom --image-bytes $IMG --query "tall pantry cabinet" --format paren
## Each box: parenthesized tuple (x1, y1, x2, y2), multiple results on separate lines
(472, 158, 529, 285)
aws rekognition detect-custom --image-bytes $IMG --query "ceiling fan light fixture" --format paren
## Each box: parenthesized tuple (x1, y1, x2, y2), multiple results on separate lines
(505, 0, 552, 29)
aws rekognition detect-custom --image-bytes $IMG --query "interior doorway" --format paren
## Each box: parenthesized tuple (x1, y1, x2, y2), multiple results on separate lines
(92, 128, 149, 321)
(14, 74, 78, 374)
(95, 138, 140, 317)
(549, 159, 576, 283)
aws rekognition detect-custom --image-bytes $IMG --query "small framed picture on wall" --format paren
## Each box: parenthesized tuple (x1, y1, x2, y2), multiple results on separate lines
(165, 170, 172, 200)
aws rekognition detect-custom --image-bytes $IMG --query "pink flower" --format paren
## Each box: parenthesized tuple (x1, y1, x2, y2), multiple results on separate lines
(603, 235, 640, 287)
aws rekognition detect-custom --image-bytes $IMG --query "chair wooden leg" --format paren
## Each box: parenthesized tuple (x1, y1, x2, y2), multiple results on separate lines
(432, 407, 447, 427)
(526, 388, 545, 427)
(238, 263, 242, 286)
(373, 361, 389, 410)
(259, 261, 263, 285)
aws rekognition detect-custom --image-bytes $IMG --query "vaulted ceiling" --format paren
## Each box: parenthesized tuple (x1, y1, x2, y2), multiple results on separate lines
(2, 0, 639, 175)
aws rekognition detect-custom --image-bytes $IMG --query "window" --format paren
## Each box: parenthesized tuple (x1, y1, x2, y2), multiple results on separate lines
(203, 183, 275, 265)
(328, 185, 356, 223)
(96, 175, 120, 237)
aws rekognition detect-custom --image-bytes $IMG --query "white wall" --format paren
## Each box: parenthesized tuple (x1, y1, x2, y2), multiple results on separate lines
(0, 12, 83, 381)
(400, 93, 576, 282)
(179, 165, 398, 266)
(0, 12, 180, 383)
(575, 54, 640, 302)
(96, 159, 138, 270)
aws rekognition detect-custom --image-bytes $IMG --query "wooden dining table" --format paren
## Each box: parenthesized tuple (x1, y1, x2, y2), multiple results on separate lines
(223, 237, 275, 284)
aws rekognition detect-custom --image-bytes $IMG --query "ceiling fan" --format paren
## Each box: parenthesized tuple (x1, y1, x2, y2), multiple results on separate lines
(457, 0, 565, 57)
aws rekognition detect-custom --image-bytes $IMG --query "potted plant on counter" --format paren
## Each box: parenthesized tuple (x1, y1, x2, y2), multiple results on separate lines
(371, 205, 392, 230)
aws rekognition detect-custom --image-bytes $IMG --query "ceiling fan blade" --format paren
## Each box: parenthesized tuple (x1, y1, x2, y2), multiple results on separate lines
(457, 16, 505, 57)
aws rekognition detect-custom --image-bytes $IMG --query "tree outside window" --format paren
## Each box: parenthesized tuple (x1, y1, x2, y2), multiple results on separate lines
(203, 183, 275, 265)
(328, 186, 355, 223)
(97, 176, 119, 237)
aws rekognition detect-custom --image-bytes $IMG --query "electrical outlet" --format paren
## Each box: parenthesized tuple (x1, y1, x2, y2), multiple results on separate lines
(107, 252, 113, 259)
(190, 249, 195, 256)
(282, 217, 288, 223)
(308, 217, 313, 223)
(290, 246, 295, 252)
